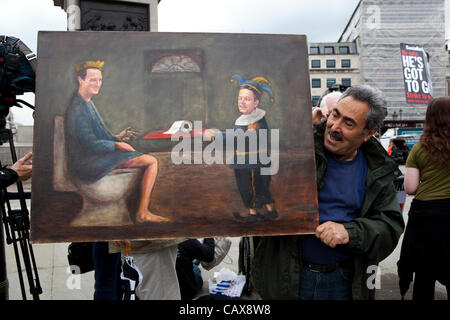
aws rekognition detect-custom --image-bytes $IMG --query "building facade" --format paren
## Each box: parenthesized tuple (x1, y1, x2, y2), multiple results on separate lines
(308, 42, 360, 107)
(338, 0, 446, 124)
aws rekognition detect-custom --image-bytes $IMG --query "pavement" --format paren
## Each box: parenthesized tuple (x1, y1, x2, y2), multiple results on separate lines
(2, 178, 448, 300)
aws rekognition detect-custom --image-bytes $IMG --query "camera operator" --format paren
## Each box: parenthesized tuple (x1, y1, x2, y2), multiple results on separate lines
(0, 152, 32, 188)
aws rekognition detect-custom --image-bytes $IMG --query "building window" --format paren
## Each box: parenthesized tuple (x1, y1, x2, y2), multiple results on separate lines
(326, 59, 336, 68)
(324, 46, 334, 54)
(310, 46, 320, 54)
(341, 59, 351, 68)
(327, 78, 336, 88)
(339, 46, 350, 54)
(342, 78, 352, 87)
(311, 59, 321, 68)
(312, 78, 321, 88)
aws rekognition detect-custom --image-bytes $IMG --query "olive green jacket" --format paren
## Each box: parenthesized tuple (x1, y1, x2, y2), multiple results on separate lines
(251, 121, 405, 300)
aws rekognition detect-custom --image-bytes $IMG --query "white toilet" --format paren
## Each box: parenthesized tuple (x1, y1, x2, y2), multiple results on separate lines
(53, 116, 140, 227)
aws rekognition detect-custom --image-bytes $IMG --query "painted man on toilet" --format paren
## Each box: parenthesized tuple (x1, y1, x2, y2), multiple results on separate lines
(65, 60, 169, 223)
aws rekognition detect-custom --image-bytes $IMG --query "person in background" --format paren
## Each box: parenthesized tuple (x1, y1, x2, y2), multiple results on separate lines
(312, 91, 343, 125)
(0, 152, 32, 188)
(113, 239, 184, 300)
(400, 140, 410, 164)
(176, 238, 215, 300)
(93, 242, 121, 300)
(398, 97, 450, 300)
(387, 140, 396, 156)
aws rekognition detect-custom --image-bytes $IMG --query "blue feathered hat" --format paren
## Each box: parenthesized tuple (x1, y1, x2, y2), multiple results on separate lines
(231, 74, 275, 103)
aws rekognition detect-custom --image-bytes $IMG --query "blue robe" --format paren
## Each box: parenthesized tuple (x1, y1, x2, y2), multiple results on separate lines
(65, 94, 142, 182)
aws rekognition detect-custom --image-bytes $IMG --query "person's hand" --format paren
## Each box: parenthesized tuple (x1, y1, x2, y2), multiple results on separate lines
(115, 142, 135, 152)
(11, 152, 32, 181)
(312, 107, 326, 125)
(116, 127, 138, 142)
(315, 221, 349, 248)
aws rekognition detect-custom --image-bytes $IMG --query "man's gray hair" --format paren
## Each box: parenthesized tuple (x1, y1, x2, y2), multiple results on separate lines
(320, 91, 343, 109)
(339, 85, 387, 131)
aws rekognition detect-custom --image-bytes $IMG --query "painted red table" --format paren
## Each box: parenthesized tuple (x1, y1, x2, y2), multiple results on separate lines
(142, 129, 206, 139)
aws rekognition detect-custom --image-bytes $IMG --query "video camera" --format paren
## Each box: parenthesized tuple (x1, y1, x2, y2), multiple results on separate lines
(0, 35, 36, 129)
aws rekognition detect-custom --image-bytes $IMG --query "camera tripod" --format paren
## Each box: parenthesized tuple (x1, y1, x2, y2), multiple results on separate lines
(0, 128, 41, 300)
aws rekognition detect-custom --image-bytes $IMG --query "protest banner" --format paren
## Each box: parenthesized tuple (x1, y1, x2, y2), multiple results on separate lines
(400, 43, 433, 105)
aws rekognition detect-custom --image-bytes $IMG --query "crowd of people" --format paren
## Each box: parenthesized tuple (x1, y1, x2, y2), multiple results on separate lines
(2, 61, 448, 301)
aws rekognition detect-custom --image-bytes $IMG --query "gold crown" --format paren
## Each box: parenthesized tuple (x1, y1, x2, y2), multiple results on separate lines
(75, 60, 104, 73)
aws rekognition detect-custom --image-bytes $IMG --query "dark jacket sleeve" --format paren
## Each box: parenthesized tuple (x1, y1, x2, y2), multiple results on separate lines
(0, 168, 18, 189)
(343, 181, 405, 263)
(180, 238, 215, 263)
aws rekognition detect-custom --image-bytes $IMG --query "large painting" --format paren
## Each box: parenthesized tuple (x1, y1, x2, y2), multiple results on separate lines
(30, 31, 318, 242)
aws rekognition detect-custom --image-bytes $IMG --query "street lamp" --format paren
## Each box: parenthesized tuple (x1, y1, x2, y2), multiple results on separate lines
(392, 111, 398, 121)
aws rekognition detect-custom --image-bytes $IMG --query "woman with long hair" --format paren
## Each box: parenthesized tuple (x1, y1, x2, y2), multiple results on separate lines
(398, 97, 450, 300)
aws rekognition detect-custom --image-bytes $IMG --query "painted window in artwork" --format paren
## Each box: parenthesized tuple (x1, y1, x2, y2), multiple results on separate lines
(151, 55, 201, 72)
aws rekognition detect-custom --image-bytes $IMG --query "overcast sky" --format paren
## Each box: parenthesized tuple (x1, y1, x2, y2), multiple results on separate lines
(1, 0, 449, 124)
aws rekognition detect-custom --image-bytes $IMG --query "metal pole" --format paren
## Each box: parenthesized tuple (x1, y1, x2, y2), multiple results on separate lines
(0, 219, 8, 300)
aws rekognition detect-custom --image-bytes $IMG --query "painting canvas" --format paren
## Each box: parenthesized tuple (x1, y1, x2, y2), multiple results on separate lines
(30, 31, 318, 243)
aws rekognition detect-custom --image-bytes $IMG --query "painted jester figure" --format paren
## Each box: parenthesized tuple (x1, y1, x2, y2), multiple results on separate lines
(228, 75, 278, 222)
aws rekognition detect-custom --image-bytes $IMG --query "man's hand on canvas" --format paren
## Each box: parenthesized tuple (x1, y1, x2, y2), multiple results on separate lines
(116, 127, 138, 142)
(315, 221, 349, 248)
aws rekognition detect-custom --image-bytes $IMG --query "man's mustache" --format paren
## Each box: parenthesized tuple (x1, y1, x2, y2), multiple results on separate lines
(328, 128, 343, 141)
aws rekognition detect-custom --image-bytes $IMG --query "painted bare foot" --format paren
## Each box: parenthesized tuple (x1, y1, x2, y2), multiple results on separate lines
(136, 210, 170, 223)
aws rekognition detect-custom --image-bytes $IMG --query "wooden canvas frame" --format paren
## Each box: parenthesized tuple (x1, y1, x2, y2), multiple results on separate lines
(31, 31, 317, 243)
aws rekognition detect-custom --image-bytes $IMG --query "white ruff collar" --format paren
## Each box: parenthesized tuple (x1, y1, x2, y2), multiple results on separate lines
(235, 108, 266, 126)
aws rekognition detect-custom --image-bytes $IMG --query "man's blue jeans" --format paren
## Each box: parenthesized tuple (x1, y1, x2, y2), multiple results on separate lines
(299, 266, 353, 300)
(193, 263, 204, 294)
(93, 242, 121, 300)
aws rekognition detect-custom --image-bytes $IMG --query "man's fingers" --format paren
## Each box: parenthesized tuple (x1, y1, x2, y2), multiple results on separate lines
(21, 152, 33, 163)
(315, 221, 348, 248)
(315, 221, 332, 236)
(315, 223, 324, 235)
